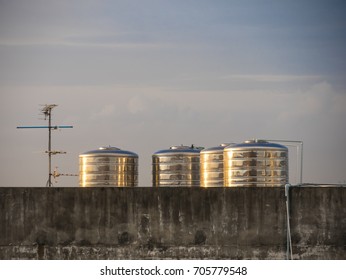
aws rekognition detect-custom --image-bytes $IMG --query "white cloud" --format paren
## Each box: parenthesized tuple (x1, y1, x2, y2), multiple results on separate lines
(277, 81, 342, 122)
(128, 96, 147, 114)
(0, 33, 169, 49)
(91, 104, 115, 120)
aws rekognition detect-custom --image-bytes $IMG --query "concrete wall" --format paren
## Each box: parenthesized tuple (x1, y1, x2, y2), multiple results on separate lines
(0, 186, 344, 260)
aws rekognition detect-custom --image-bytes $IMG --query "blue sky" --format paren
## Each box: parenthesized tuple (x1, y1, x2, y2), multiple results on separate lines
(0, 0, 345, 186)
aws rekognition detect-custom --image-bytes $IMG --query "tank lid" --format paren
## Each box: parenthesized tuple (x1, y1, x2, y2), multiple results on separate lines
(170, 145, 191, 150)
(201, 143, 233, 153)
(225, 139, 287, 150)
(98, 146, 121, 151)
(80, 146, 138, 157)
(220, 143, 231, 147)
(244, 139, 268, 144)
(154, 144, 202, 155)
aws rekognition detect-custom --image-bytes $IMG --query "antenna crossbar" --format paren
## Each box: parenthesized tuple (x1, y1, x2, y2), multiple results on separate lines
(45, 151, 67, 155)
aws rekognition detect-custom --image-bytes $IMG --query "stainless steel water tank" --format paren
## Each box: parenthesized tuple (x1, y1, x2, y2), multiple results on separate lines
(200, 143, 230, 187)
(152, 145, 201, 187)
(224, 140, 288, 187)
(79, 146, 138, 187)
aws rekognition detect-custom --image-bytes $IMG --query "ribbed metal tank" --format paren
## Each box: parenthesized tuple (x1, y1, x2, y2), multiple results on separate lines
(200, 143, 230, 187)
(152, 145, 201, 187)
(79, 146, 138, 187)
(224, 140, 288, 187)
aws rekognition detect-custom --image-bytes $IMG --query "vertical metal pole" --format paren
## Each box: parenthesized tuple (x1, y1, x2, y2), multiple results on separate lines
(285, 183, 293, 259)
(48, 108, 52, 187)
(296, 144, 299, 185)
(300, 142, 303, 185)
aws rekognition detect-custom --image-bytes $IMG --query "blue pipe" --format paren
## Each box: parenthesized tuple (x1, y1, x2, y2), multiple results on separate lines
(17, 126, 73, 129)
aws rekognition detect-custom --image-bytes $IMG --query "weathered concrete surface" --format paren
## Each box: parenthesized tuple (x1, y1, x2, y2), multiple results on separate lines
(0, 186, 344, 259)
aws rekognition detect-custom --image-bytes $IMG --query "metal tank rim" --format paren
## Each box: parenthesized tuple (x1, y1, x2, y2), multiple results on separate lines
(80, 146, 138, 157)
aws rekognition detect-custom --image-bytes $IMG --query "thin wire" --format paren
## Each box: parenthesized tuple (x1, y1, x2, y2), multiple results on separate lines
(265, 140, 303, 185)
(45, 179, 50, 187)
(285, 184, 293, 260)
(300, 183, 345, 186)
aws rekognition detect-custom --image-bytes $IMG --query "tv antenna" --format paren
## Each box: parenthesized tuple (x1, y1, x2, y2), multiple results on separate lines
(17, 104, 73, 187)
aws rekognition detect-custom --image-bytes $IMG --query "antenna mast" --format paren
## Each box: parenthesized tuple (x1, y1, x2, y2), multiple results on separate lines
(17, 104, 73, 187)
(44, 104, 56, 187)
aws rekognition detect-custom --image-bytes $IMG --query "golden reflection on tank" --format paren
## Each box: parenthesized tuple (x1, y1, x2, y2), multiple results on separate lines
(200, 143, 231, 187)
(79, 146, 138, 187)
(224, 140, 288, 187)
(152, 145, 201, 187)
